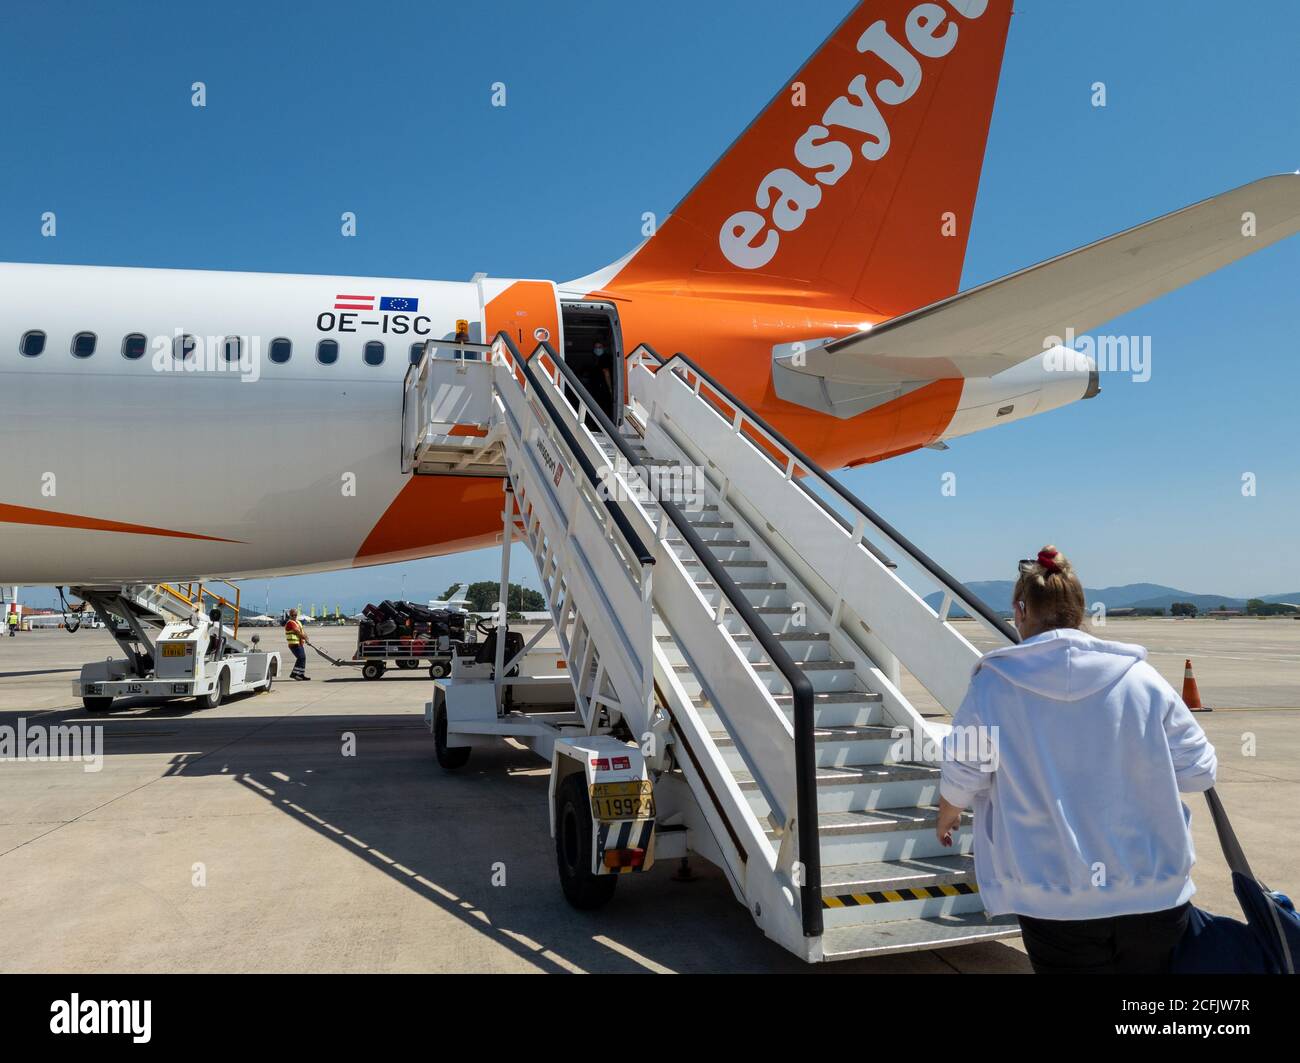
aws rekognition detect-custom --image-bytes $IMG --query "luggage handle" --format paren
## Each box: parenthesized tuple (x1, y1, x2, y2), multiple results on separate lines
(1205, 787, 1294, 974)
(1203, 787, 1256, 883)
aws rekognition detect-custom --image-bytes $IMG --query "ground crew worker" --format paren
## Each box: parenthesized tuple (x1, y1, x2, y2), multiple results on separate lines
(7, 610, 17, 637)
(284, 608, 310, 680)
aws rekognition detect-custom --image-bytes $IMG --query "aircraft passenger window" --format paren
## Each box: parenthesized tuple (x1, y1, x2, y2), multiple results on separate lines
(363, 341, 385, 366)
(173, 334, 197, 361)
(269, 338, 292, 364)
(222, 336, 242, 363)
(409, 343, 423, 365)
(71, 332, 97, 358)
(20, 330, 46, 357)
(317, 339, 338, 365)
(121, 333, 147, 360)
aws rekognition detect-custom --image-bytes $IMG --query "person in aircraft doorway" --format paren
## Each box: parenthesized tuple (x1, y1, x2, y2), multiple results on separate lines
(585, 340, 615, 424)
(284, 608, 310, 680)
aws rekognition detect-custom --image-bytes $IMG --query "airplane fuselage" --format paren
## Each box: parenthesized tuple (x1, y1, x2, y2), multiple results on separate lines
(0, 260, 1094, 584)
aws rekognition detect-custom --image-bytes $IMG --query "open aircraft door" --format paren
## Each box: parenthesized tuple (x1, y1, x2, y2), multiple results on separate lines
(480, 279, 563, 362)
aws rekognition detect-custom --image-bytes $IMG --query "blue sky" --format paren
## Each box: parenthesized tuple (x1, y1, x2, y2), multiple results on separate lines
(3, 0, 1297, 610)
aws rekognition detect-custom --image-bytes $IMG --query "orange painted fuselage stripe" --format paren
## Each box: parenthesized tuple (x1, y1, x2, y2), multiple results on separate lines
(0, 502, 243, 543)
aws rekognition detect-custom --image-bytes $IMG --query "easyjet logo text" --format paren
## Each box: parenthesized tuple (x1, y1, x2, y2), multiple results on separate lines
(718, 0, 987, 270)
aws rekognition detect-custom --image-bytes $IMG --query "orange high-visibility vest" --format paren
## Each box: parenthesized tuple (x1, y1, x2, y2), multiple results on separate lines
(284, 618, 303, 645)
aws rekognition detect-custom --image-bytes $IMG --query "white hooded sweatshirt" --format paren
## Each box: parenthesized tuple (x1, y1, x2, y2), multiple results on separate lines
(940, 627, 1217, 921)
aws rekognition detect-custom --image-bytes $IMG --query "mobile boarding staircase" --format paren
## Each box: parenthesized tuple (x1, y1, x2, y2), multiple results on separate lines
(403, 333, 1022, 963)
(71, 581, 248, 661)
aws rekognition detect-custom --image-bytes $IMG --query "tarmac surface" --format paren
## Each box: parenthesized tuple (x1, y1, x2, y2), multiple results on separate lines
(0, 618, 1295, 973)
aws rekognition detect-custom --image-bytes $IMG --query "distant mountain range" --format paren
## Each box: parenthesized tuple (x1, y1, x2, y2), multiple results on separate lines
(926, 582, 1300, 618)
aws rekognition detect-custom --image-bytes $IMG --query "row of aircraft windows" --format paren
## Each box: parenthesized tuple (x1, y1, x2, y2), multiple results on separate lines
(16, 330, 436, 367)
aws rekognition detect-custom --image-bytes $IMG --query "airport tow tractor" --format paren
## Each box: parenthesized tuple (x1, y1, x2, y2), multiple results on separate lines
(70, 582, 280, 712)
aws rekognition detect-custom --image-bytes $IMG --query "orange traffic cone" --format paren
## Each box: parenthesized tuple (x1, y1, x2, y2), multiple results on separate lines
(1182, 658, 1211, 712)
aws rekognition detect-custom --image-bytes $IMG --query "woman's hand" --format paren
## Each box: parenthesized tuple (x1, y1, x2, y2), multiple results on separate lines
(935, 796, 963, 847)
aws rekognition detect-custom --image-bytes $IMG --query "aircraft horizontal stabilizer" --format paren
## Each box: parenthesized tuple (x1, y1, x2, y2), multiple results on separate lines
(775, 173, 1300, 390)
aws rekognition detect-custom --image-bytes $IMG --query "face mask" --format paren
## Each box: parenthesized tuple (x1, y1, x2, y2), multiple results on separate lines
(594, 346, 605, 356)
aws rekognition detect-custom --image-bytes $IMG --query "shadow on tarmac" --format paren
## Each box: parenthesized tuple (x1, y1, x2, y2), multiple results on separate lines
(3, 697, 1030, 974)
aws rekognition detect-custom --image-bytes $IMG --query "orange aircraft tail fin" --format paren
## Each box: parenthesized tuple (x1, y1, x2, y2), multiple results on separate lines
(602, 0, 1012, 317)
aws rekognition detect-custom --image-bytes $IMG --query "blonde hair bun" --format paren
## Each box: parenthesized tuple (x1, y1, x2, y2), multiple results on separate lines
(1016, 545, 1085, 630)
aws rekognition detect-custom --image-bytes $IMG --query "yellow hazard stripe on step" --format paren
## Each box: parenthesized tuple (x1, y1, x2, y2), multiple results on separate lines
(821, 881, 978, 909)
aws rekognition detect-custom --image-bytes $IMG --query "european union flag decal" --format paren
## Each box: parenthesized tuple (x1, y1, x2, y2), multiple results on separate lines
(380, 296, 419, 312)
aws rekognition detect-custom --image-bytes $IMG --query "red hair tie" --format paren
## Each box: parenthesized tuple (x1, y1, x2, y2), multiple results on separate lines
(1037, 548, 1061, 573)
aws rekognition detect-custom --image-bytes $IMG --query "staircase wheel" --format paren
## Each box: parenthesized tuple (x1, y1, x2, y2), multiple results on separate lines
(82, 696, 113, 713)
(434, 701, 470, 770)
(555, 774, 618, 910)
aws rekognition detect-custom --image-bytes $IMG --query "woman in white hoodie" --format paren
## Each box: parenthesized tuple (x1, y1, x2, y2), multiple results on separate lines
(937, 545, 1217, 974)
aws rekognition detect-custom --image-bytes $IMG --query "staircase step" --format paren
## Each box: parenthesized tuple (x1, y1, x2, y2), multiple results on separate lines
(806, 804, 971, 862)
(820, 853, 975, 896)
(820, 913, 1021, 961)
(691, 688, 883, 729)
(693, 580, 788, 607)
(657, 631, 828, 644)
(712, 721, 890, 741)
(813, 804, 964, 835)
(670, 541, 752, 562)
(772, 690, 876, 706)
(818, 854, 985, 927)
(738, 762, 936, 792)
(692, 689, 880, 709)
(712, 723, 896, 747)
(678, 659, 853, 674)
(693, 697, 883, 737)
(710, 722, 897, 768)
(723, 631, 830, 644)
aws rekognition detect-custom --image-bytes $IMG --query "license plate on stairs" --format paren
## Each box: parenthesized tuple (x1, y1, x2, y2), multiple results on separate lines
(589, 781, 654, 821)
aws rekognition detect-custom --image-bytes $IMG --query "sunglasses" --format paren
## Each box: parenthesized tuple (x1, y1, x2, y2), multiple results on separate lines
(1018, 559, 1038, 575)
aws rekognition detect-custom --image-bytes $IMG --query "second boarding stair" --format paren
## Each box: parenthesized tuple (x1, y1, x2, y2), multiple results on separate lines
(70, 581, 248, 673)
(405, 333, 1023, 963)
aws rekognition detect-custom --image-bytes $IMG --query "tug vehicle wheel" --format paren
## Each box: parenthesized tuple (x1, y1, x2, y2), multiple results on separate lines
(362, 661, 386, 680)
(434, 702, 470, 770)
(82, 696, 113, 713)
(556, 774, 618, 911)
(199, 670, 228, 710)
(262, 660, 277, 693)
